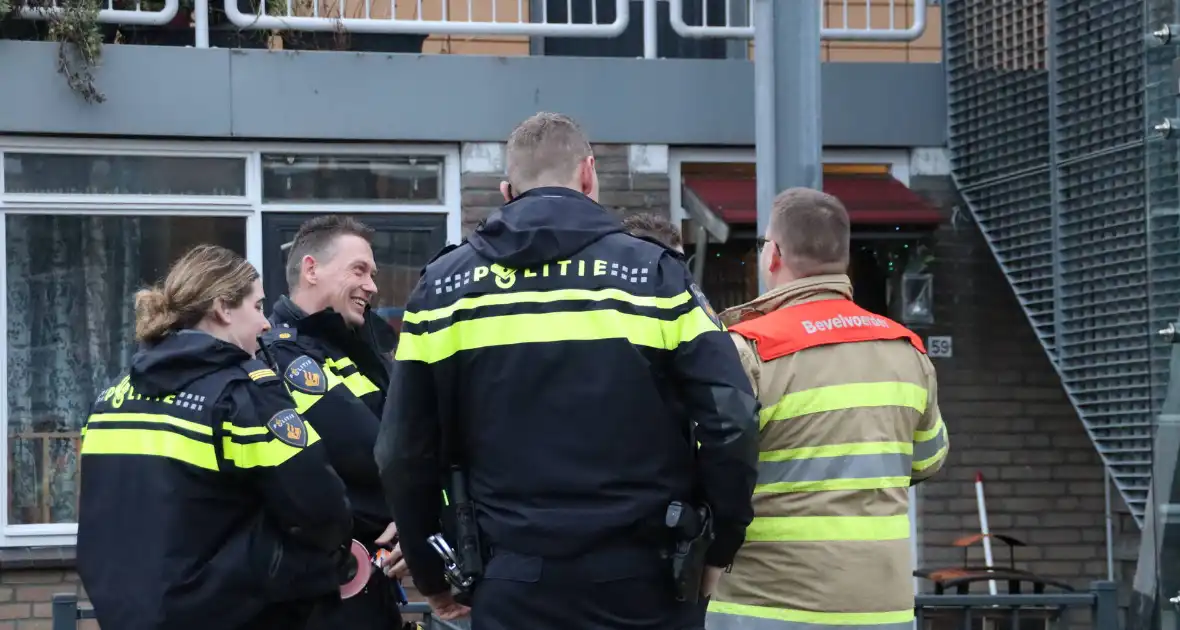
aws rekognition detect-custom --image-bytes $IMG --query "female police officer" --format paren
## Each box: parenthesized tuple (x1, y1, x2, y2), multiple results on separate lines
(77, 244, 354, 630)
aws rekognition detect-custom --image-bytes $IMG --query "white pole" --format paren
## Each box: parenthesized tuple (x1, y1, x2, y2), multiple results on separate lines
(974, 472, 998, 596)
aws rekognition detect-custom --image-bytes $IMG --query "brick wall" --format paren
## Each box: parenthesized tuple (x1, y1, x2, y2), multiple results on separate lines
(0, 567, 93, 630)
(910, 175, 1140, 599)
(460, 144, 671, 236)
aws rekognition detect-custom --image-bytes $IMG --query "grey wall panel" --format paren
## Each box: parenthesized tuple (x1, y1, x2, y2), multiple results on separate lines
(0, 41, 945, 147)
(0, 41, 233, 137)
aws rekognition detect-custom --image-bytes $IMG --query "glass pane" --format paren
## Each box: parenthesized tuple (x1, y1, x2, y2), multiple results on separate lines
(5, 215, 247, 525)
(269, 214, 446, 332)
(261, 154, 444, 204)
(3, 153, 247, 196)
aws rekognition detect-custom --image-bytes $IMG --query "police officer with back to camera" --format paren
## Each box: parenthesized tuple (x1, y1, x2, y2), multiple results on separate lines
(376, 112, 762, 630)
(77, 245, 352, 630)
(259, 216, 409, 630)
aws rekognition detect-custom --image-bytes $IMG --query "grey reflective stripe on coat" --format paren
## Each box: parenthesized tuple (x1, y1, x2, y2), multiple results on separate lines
(913, 425, 946, 462)
(706, 612, 914, 630)
(756, 452, 911, 486)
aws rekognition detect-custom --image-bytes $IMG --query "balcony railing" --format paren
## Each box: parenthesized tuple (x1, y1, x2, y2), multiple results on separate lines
(11, 0, 930, 51)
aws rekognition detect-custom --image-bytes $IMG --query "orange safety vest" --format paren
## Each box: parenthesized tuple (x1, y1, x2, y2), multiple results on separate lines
(729, 298, 926, 360)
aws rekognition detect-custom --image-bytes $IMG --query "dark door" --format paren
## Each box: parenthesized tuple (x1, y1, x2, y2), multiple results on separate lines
(261, 212, 448, 332)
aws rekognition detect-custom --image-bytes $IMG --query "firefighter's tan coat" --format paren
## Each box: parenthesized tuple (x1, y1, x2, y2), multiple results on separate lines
(705, 275, 948, 630)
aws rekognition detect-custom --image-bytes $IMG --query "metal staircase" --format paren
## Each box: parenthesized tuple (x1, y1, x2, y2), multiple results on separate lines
(943, 0, 1161, 525)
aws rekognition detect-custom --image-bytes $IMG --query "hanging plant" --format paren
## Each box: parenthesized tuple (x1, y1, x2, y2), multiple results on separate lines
(46, 0, 106, 104)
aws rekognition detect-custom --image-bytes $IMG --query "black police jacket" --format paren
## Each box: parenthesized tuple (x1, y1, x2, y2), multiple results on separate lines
(376, 187, 761, 596)
(77, 330, 352, 630)
(262, 297, 397, 543)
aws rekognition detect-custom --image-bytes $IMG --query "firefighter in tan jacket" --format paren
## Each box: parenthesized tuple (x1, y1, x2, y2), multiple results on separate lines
(704, 188, 948, 630)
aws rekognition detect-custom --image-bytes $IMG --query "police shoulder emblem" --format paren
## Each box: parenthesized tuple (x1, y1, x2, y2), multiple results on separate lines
(267, 409, 309, 448)
(689, 283, 724, 330)
(284, 355, 328, 395)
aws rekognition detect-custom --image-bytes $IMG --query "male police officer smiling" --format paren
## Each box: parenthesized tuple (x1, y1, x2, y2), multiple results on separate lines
(260, 215, 409, 630)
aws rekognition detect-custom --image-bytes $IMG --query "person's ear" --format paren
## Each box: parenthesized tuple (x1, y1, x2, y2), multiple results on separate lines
(579, 157, 596, 195)
(768, 242, 783, 274)
(500, 181, 512, 203)
(301, 255, 317, 286)
(210, 298, 232, 326)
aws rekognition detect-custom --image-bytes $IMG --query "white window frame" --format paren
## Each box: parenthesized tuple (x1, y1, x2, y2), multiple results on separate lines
(667, 146, 923, 599)
(0, 136, 461, 547)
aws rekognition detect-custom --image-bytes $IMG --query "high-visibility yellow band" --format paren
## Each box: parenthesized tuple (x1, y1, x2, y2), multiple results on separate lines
(339, 372, 379, 397)
(81, 427, 217, 471)
(322, 357, 380, 398)
(914, 415, 944, 442)
(289, 368, 344, 414)
(396, 307, 716, 364)
(221, 421, 322, 469)
(760, 381, 928, 427)
(745, 514, 910, 542)
(707, 600, 914, 628)
(87, 412, 211, 436)
(403, 288, 693, 324)
(760, 441, 912, 461)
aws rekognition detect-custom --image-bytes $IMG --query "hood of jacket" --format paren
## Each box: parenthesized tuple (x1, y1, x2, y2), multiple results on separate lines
(131, 330, 251, 396)
(466, 187, 623, 268)
(719, 274, 854, 327)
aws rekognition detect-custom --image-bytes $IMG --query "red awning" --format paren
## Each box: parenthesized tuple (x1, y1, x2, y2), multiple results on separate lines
(683, 174, 943, 225)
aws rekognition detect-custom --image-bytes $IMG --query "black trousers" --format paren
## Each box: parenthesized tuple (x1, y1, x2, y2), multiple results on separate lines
(471, 545, 704, 630)
(303, 570, 406, 630)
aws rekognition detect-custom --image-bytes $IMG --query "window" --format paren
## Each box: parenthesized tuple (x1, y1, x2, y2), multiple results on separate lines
(3, 153, 247, 197)
(261, 154, 444, 204)
(5, 214, 247, 526)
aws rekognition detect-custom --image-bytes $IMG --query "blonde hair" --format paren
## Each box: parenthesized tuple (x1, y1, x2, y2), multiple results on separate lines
(134, 244, 259, 344)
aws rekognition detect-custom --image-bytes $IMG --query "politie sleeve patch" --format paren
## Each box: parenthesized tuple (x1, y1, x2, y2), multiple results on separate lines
(267, 409, 309, 448)
(689, 283, 724, 330)
(284, 355, 328, 395)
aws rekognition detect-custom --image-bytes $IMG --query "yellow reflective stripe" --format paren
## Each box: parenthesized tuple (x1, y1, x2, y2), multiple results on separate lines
(396, 308, 716, 364)
(339, 372, 379, 397)
(707, 600, 914, 627)
(323, 358, 353, 372)
(755, 477, 912, 494)
(745, 514, 910, 542)
(403, 288, 694, 324)
(289, 369, 345, 414)
(87, 412, 212, 436)
(81, 427, 218, 471)
(760, 382, 928, 427)
(221, 421, 322, 469)
(321, 357, 379, 397)
(914, 415, 943, 442)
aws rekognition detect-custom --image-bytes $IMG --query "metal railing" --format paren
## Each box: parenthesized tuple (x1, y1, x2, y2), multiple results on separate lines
(12, 0, 932, 49)
(16, 0, 179, 26)
(668, 0, 929, 42)
(222, 0, 629, 37)
(50, 592, 467, 630)
(915, 581, 1122, 630)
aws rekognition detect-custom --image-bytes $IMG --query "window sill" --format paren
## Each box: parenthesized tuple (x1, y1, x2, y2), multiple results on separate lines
(0, 545, 76, 570)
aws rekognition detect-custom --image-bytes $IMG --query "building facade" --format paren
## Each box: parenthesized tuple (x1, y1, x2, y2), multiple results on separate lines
(0, 0, 1147, 626)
